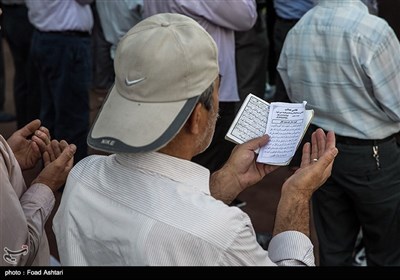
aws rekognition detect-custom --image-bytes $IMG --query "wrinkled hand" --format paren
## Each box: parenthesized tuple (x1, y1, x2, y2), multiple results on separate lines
(7, 119, 51, 170)
(282, 129, 338, 198)
(210, 135, 279, 203)
(273, 129, 338, 236)
(224, 135, 280, 192)
(31, 140, 76, 192)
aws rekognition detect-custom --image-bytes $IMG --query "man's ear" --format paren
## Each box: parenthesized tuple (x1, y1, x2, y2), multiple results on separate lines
(186, 103, 203, 135)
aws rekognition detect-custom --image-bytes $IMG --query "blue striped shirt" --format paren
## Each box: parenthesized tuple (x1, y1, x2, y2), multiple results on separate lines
(278, 0, 400, 139)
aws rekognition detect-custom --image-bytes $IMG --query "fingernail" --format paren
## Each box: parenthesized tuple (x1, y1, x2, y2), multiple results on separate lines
(71, 144, 77, 153)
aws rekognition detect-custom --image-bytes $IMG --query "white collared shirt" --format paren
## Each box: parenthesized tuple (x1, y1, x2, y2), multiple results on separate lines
(54, 152, 314, 266)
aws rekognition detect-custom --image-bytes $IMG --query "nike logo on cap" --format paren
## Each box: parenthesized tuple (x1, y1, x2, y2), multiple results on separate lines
(125, 77, 146, 86)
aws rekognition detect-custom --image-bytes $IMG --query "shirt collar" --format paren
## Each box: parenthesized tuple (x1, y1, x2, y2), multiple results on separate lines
(115, 152, 211, 195)
(317, 0, 368, 12)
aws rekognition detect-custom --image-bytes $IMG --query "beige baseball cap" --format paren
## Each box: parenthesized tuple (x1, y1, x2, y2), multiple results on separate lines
(88, 13, 219, 153)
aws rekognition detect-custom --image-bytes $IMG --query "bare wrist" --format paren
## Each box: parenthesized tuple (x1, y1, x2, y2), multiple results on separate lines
(273, 191, 311, 237)
(210, 167, 241, 204)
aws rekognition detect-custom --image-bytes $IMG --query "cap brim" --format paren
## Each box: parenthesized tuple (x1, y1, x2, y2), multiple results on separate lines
(88, 85, 199, 153)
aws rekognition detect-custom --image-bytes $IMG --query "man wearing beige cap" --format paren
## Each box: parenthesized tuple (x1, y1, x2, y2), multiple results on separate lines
(53, 13, 338, 266)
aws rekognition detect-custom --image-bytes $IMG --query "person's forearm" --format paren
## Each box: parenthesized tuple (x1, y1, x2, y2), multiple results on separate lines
(273, 190, 310, 237)
(209, 166, 241, 204)
(20, 184, 55, 264)
(1, 182, 55, 266)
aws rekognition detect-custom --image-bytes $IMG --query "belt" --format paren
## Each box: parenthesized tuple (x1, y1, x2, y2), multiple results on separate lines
(335, 134, 395, 146)
(276, 15, 300, 24)
(309, 124, 396, 146)
(38, 30, 90, 38)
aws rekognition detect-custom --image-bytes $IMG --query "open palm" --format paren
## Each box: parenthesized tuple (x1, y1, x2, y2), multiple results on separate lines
(7, 120, 50, 171)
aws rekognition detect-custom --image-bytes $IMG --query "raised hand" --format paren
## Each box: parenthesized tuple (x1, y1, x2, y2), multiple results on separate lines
(210, 135, 279, 204)
(32, 141, 76, 192)
(273, 129, 338, 236)
(282, 129, 337, 198)
(7, 119, 51, 170)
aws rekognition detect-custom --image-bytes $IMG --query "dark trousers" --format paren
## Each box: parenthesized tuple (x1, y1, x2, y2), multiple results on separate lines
(235, 9, 268, 109)
(2, 4, 40, 128)
(272, 18, 298, 102)
(30, 30, 91, 163)
(313, 138, 400, 266)
(90, 3, 114, 91)
(0, 31, 5, 111)
(265, 0, 277, 86)
(192, 102, 237, 173)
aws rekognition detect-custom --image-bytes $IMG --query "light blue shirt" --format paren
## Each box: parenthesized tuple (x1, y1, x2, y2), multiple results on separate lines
(144, 0, 257, 102)
(278, 0, 400, 139)
(96, 0, 143, 59)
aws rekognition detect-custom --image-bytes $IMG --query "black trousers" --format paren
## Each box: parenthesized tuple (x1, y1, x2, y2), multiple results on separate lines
(31, 30, 91, 163)
(235, 8, 268, 109)
(313, 137, 400, 266)
(2, 4, 40, 128)
(272, 17, 299, 103)
(90, 3, 114, 91)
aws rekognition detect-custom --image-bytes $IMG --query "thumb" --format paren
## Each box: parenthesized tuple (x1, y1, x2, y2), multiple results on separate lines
(19, 119, 41, 138)
(241, 135, 270, 151)
(56, 144, 77, 165)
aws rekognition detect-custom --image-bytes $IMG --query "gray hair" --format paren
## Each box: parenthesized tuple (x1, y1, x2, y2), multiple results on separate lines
(197, 81, 214, 111)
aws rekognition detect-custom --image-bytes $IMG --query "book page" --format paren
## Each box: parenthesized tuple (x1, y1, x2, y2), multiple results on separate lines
(225, 94, 269, 144)
(225, 94, 313, 166)
(256, 102, 307, 165)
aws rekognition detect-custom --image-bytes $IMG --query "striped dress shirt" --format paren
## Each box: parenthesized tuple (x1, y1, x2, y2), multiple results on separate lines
(54, 152, 314, 266)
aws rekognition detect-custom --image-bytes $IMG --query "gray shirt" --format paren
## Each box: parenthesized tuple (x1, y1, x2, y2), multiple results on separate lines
(25, 0, 93, 32)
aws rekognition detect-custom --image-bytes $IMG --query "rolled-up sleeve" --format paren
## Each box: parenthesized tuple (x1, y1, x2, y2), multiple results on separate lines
(268, 231, 315, 266)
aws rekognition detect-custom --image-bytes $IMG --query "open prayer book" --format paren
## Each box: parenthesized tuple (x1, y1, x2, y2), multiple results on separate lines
(225, 93, 314, 165)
